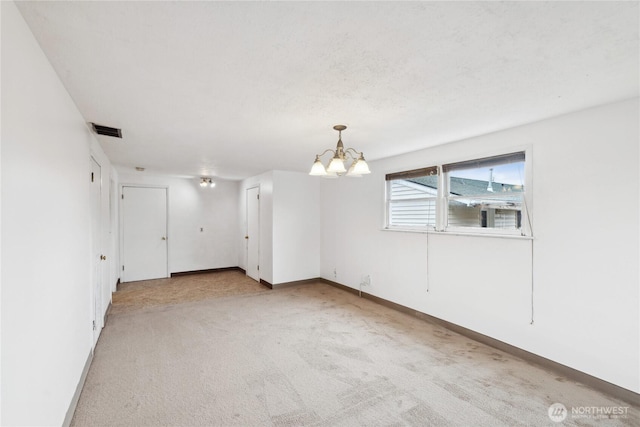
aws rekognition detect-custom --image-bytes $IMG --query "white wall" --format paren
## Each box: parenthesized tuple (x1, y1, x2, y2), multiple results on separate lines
(118, 172, 240, 275)
(320, 98, 639, 393)
(239, 171, 320, 285)
(272, 171, 320, 284)
(1, 1, 115, 424)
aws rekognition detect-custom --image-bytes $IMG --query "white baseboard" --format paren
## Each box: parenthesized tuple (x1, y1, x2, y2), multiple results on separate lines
(62, 349, 93, 427)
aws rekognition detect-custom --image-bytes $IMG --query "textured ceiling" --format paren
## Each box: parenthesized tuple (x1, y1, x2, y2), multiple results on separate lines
(16, 1, 639, 180)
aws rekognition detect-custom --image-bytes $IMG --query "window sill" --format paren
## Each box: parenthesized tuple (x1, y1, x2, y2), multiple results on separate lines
(382, 227, 533, 240)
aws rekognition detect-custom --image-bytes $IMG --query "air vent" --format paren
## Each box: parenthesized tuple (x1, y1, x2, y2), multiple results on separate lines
(91, 123, 122, 138)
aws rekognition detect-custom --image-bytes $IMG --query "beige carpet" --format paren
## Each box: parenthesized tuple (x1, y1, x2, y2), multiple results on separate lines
(72, 272, 638, 426)
(110, 270, 269, 315)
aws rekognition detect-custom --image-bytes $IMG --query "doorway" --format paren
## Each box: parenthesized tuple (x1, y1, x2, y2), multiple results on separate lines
(246, 186, 260, 282)
(121, 186, 168, 282)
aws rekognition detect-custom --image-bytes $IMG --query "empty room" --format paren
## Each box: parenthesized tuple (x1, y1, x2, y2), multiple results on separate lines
(1, 1, 638, 426)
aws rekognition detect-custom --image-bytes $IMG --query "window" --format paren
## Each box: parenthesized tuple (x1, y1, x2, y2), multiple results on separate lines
(443, 152, 525, 233)
(386, 166, 438, 229)
(385, 152, 528, 235)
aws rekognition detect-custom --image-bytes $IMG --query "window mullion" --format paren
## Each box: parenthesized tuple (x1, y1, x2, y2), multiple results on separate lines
(436, 170, 447, 231)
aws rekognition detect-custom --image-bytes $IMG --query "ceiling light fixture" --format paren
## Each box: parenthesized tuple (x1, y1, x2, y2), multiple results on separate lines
(200, 178, 215, 188)
(309, 125, 371, 178)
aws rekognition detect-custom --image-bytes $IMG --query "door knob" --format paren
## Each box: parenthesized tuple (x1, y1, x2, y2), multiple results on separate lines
(100, 255, 106, 260)
(162, 237, 166, 240)
(245, 236, 249, 239)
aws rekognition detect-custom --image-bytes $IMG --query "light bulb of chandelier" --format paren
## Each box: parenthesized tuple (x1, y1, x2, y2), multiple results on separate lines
(200, 178, 208, 187)
(351, 155, 371, 175)
(327, 155, 346, 173)
(309, 156, 328, 176)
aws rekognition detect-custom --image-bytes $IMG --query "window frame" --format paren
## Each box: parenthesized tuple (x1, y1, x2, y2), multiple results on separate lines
(384, 150, 531, 237)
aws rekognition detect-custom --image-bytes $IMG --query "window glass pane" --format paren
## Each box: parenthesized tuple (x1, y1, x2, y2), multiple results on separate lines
(388, 174, 438, 227)
(447, 159, 524, 230)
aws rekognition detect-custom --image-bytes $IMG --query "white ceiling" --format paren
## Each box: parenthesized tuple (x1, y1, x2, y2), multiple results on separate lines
(16, 1, 639, 180)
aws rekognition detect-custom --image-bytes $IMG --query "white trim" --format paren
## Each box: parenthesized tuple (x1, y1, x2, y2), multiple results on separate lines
(381, 227, 534, 240)
(384, 225, 436, 233)
(444, 225, 523, 236)
(62, 349, 93, 427)
(89, 156, 103, 347)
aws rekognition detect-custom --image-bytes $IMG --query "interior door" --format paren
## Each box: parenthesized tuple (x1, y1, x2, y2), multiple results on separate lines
(90, 158, 102, 345)
(246, 186, 260, 281)
(122, 186, 168, 282)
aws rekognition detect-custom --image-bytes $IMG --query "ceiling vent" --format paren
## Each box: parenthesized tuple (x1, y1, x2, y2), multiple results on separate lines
(91, 123, 122, 138)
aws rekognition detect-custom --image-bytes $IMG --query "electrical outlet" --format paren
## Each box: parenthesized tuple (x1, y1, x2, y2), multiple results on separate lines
(361, 275, 371, 287)
(333, 268, 337, 279)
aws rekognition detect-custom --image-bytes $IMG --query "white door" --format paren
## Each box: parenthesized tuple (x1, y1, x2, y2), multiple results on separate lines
(246, 186, 260, 281)
(90, 158, 102, 345)
(122, 186, 168, 282)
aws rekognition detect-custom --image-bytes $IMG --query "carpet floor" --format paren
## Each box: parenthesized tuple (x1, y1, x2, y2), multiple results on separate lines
(111, 270, 269, 315)
(72, 272, 638, 426)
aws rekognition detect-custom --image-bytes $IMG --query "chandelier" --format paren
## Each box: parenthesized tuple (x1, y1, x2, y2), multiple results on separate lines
(199, 178, 216, 188)
(309, 125, 371, 177)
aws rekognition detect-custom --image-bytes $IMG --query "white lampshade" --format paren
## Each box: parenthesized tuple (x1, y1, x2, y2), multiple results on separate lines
(309, 157, 327, 176)
(351, 156, 371, 174)
(327, 156, 346, 173)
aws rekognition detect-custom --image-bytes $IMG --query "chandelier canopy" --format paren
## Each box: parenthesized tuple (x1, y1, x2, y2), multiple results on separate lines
(309, 125, 371, 178)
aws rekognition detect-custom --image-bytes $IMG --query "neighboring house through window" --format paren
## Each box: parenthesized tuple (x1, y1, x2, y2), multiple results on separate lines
(386, 166, 438, 228)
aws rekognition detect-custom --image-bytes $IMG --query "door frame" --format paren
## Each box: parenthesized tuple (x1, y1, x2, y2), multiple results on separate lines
(246, 185, 260, 281)
(109, 176, 118, 293)
(90, 156, 103, 346)
(119, 184, 170, 282)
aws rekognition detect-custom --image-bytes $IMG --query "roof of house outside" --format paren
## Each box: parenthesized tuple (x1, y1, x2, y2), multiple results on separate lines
(407, 176, 523, 196)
